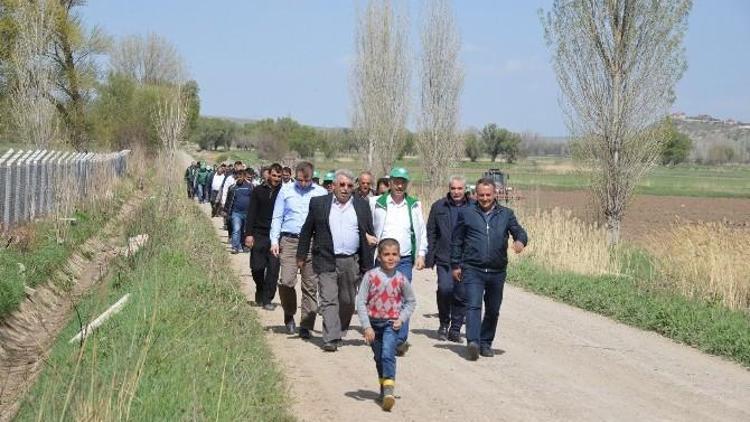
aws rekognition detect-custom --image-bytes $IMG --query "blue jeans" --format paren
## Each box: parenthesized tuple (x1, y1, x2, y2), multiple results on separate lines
(230, 211, 246, 251)
(197, 184, 205, 203)
(370, 319, 399, 380)
(436, 264, 465, 333)
(463, 268, 506, 349)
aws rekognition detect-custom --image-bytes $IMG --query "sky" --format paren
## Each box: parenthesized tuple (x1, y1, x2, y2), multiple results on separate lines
(82, 0, 750, 136)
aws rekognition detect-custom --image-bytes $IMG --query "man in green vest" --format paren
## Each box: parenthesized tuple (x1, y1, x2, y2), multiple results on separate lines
(369, 167, 428, 356)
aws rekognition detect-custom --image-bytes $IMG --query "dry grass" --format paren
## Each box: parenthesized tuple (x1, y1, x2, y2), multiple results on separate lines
(647, 221, 750, 311)
(513, 207, 619, 276)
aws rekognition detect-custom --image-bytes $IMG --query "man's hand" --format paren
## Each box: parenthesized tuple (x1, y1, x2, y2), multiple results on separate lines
(415, 256, 425, 271)
(363, 327, 375, 344)
(270, 244, 280, 257)
(365, 233, 378, 247)
(296, 258, 305, 269)
(392, 319, 402, 330)
(452, 268, 462, 282)
(244, 236, 254, 248)
(512, 241, 525, 254)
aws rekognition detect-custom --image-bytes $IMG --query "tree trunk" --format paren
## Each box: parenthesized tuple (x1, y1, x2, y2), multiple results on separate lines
(605, 213, 621, 247)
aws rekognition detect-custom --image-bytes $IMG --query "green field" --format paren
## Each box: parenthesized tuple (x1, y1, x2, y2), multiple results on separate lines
(193, 150, 750, 199)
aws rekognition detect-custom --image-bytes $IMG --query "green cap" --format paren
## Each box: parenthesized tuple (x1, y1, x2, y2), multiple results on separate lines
(323, 171, 335, 182)
(389, 167, 410, 181)
(313, 170, 320, 178)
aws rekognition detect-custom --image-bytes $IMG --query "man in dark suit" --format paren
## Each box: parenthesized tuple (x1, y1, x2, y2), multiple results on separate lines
(426, 175, 470, 342)
(244, 163, 283, 310)
(297, 169, 376, 352)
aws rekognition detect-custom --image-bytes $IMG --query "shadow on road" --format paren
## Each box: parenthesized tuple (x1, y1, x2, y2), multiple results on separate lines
(434, 343, 505, 360)
(344, 389, 384, 408)
(410, 328, 442, 341)
(265, 325, 299, 338)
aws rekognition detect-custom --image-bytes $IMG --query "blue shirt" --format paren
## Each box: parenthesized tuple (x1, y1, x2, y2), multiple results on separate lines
(231, 182, 253, 213)
(270, 182, 328, 246)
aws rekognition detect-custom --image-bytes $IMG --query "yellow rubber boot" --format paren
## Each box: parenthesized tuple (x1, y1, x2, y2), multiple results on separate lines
(381, 379, 395, 411)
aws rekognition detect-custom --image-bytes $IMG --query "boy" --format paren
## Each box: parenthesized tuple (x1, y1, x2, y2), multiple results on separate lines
(356, 238, 417, 412)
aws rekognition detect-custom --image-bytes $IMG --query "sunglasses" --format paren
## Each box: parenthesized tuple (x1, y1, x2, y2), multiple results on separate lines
(338, 183, 354, 188)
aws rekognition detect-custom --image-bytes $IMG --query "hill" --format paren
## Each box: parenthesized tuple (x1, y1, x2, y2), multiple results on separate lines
(672, 113, 750, 163)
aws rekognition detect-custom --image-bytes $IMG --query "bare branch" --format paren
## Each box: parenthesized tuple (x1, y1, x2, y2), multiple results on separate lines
(417, 0, 463, 187)
(542, 0, 691, 245)
(350, 0, 411, 176)
(8, 0, 58, 148)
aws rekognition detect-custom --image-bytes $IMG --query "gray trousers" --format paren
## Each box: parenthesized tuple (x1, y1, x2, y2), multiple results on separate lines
(278, 236, 318, 330)
(317, 256, 360, 343)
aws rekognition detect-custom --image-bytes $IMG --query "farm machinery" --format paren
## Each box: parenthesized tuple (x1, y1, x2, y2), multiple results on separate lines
(481, 169, 523, 202)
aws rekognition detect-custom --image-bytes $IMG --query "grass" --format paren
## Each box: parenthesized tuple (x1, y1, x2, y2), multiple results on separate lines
(0, 178, 135, 319)
(513, 207, 618, 276)
(644, 221, 750, 310)
(14, 184, 293, 421)
(189, 149, 750, 198)
(508, 259, 750, 367)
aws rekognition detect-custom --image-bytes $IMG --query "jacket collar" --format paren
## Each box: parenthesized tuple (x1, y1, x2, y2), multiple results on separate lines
(375, 192, 417, 210)
(445, 193, 468, 208)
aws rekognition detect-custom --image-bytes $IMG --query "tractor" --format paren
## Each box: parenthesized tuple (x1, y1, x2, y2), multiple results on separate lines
(482, 169, 522, 202)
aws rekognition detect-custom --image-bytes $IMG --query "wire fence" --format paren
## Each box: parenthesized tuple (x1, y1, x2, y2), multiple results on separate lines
(0, 148, 130, 232)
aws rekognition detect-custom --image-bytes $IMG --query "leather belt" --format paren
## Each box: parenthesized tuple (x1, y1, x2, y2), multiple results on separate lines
(281, 232, 300, 239)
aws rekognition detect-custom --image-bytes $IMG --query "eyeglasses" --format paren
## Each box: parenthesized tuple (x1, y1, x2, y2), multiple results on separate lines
(338, 183, 354, 188)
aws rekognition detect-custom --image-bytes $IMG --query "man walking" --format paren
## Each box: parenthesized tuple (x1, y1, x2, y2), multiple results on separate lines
(426, 175, 470, 342)
(210, 164, 228, 217)
(245, 163, 283, 310)
(355, 171, 376, 199)
(195, 163, 210, 203)
(281, 166, 293, 185)
(184, 162, 198, 198)
(297, 169, 375, 351)
(451, 178, 527, 361)
(270, 161, 328, 338)
(370, 167, 427, 356)
(224, 169, 253, 254)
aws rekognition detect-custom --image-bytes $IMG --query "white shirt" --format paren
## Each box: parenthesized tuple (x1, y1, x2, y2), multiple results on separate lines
(370, 194, 428, 257)
(329, 196, 359, 255)
(221, 174, 236, 205)
(211, 173, 225, 191)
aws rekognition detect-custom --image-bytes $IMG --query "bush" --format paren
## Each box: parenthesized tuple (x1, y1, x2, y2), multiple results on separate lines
(707, 144, 736, 164)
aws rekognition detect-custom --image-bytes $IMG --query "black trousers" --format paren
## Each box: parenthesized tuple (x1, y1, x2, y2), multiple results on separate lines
(249, 234, 279, 305)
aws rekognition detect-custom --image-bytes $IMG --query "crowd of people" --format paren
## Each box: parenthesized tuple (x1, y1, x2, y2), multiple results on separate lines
(184, 159, 528, 412)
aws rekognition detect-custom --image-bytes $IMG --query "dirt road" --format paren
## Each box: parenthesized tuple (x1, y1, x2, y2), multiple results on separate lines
(203, 204, 750, 422)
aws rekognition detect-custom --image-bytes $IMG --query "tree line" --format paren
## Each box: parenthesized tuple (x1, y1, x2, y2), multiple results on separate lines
(0, 0, 200, 152)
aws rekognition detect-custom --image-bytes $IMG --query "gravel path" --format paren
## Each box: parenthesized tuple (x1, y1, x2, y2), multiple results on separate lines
(204, 203, 750, 422)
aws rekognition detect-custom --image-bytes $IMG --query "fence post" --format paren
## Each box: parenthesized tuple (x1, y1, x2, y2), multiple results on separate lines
(40, 151, 57, 217)
(53, 152, 70, 215)
(0, 149, 15, 231)
(29, 150, 46, 220)
(14, 150, 33, 227)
